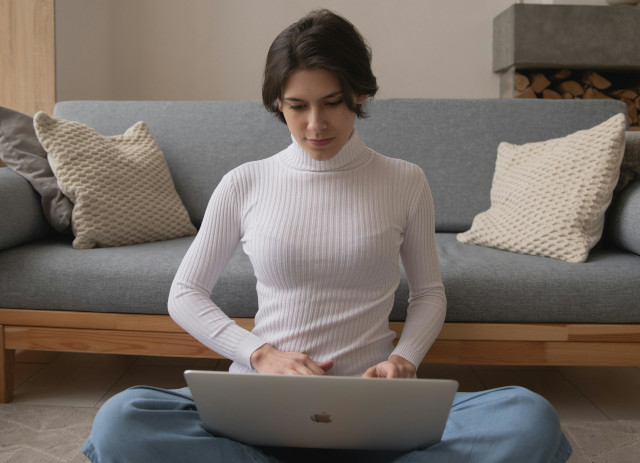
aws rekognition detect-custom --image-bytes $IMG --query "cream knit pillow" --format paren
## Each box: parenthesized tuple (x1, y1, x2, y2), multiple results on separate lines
(34, 112, 197, 249)
(457, 114, 626, 263)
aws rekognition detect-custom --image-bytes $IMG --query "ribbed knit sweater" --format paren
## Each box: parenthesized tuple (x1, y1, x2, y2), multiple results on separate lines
(168, 130, 446, 377)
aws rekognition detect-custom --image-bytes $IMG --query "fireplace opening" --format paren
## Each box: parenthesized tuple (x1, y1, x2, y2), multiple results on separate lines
(500, 68, 640, 130)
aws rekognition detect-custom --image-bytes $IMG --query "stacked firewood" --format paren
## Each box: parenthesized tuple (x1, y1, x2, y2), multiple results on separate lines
(507, 69, 640, 130)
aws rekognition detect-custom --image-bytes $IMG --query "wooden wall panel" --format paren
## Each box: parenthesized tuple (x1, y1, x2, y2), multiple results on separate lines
(0, 0, 56, 115)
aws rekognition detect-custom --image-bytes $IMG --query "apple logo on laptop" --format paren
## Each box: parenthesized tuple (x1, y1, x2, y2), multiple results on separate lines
(310, 412, 332, 423)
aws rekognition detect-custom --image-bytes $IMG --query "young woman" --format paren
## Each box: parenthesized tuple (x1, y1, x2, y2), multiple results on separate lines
(83, 10, 572, 462)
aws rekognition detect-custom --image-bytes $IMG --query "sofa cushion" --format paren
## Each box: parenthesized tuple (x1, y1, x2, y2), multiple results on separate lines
(0, 236, 258, 317)
(391, 234, 640, 324)
(33, 112, 197, 249)
(0, 106, 73, 233)
(2, 233, 638, 324)
(457, 114, 626, 263)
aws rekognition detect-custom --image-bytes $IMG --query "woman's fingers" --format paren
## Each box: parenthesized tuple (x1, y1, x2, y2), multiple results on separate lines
(362, 355, 416, 378)
(250, 344, 333, 375)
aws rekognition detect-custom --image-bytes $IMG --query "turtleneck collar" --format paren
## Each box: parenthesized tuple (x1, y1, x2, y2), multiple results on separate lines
(276, 129, 371, 172)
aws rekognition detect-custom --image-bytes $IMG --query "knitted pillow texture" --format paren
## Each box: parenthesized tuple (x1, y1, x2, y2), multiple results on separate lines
(33, 112, 197, 249)
(457, 113, 626, 263)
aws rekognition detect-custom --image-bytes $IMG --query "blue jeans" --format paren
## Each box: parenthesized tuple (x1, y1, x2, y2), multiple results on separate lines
(83, 385, 571, 462)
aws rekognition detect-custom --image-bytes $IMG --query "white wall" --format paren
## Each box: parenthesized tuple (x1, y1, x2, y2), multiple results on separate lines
(55, 0, 610, 102)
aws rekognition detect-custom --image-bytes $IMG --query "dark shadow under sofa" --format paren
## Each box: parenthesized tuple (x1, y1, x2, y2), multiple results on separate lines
(1, 98, 639, 403)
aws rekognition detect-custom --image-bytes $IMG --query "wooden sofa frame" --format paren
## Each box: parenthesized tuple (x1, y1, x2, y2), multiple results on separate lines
(1, 307, 640, 403)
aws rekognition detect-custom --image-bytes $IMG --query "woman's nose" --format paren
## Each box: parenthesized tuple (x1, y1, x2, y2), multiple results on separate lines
(308, 108, 327, 131)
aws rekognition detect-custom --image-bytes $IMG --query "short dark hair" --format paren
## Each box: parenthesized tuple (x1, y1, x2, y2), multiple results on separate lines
(262, 9, 378, 124)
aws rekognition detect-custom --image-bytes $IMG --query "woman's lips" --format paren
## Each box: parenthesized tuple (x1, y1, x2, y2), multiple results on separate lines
(307, 137, 335, 147)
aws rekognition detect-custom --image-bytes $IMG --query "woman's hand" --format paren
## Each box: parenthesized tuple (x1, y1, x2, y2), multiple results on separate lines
(250, 344, 334, 375)
(362, 355, 416, 378)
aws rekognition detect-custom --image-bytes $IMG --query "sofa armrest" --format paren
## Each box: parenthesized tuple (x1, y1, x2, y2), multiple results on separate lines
(606, 180, 640, 256)
(0, 167, 53, 251)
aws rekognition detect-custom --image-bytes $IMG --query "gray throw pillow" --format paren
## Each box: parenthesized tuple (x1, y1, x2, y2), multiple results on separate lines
(606, 181, 640, 256)
(616, 131, 640, 192)
(0, 106, 72, 233)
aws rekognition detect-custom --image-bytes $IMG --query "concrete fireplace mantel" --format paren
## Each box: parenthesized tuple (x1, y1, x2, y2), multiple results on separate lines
(493, 4, 640, 72)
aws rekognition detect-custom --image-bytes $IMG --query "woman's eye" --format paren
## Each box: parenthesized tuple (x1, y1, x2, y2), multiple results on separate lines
(287, 100, 342, 111)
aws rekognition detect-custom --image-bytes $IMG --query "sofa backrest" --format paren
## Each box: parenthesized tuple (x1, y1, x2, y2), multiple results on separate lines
(54, 99, 626, 231)
(358, 99, 626, 232)
(54, 100, 288, 228)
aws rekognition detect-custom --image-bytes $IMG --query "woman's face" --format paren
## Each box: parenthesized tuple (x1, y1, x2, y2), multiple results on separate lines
(278, 68, 365, 161)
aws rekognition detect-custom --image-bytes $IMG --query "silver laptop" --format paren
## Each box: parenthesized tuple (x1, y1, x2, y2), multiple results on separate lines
(184, 370, 458, 451)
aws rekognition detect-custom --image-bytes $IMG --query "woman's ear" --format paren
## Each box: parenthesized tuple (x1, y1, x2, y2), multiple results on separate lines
(355, 94, 367, 105)
(277, 98, 283, 112)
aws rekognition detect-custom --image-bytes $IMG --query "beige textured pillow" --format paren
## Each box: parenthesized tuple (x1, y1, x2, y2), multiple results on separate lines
(457, 114, 626, 263)
(34, 112, 197, 249)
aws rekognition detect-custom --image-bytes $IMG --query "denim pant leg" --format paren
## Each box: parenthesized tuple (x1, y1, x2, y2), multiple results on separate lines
(83, 384, 571, 463)
(264, 386, 572, 463)
(82, 386, 279, 463)
(396, 386, 572, 463)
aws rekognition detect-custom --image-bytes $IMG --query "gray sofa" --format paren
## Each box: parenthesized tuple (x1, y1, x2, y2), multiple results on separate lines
(1, 99, 639, 403)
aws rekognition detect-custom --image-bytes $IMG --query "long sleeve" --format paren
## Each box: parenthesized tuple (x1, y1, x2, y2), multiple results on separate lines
(391, 169, 447, 368)
(168, 172, 267, 370)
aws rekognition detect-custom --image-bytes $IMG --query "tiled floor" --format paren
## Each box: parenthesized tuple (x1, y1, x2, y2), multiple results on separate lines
(5, 350, 640, 462)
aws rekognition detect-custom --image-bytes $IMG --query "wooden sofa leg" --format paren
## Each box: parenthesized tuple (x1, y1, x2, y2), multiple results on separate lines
(1, 326, 15, 403)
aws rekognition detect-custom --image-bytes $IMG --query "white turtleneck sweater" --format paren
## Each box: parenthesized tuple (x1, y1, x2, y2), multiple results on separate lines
(168, 130, 446, 377)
